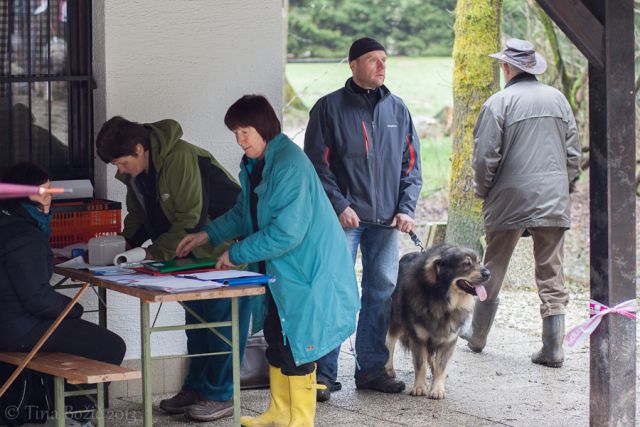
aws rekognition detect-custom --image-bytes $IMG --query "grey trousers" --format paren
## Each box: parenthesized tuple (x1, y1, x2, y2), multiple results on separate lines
(483, 226, 569, 318)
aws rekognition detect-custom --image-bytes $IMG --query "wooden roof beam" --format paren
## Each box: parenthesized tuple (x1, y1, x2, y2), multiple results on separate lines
(535, 0, 604, 68)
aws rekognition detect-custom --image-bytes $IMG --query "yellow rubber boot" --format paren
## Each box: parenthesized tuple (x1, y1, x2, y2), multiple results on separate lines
(241, 365, 290, 427)
(288, 366, 325, 427)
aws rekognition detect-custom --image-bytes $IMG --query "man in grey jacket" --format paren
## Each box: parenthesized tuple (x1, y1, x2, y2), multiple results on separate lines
(462, 39, 581, 368)
(304, 37, 421, 400)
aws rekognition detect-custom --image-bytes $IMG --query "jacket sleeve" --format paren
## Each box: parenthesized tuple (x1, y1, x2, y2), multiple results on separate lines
(396, 111, 422, 217)
(472, 103, 503, 199)
(5, 239, 83, 319)
(147, 150, 206, 260)
(227, 163, 311, 265)
(304, 99, 351, 216)
(205, 188, 246, 247)
(565, 106, 582, 183)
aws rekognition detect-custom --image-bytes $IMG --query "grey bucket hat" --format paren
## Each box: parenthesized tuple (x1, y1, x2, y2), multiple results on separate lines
(489, 38, 547, 75)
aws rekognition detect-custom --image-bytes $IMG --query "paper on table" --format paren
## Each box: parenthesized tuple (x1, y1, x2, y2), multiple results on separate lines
(56, 256, 93, 269)
(176, 269, 262, 281)
(128, 276, 226, 293)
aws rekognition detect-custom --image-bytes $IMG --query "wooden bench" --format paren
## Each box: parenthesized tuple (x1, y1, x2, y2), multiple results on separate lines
(0, 352, 140, 427)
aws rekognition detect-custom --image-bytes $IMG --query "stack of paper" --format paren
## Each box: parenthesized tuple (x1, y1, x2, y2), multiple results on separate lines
(107, 269, 273, 294)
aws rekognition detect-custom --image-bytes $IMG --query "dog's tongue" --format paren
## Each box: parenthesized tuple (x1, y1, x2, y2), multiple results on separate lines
(475, 284, 487, 301)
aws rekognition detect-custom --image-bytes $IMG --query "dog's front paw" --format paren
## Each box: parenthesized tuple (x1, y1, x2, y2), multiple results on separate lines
(409, 385, 428, 396)
(385, 366, 396, 378)
(428, 385, 446, 400)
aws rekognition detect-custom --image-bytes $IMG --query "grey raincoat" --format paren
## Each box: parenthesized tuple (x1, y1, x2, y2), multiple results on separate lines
(472, 75, 581, 232)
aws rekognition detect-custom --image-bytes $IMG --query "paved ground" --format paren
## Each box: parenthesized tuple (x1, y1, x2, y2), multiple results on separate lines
(95, 286, 639, 426)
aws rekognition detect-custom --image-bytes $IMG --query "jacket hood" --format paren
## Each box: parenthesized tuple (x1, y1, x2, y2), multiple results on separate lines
(115, 119, 184, 183)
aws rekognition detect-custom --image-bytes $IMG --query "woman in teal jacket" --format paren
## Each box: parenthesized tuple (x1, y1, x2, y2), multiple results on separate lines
(177, 95, 359, 426)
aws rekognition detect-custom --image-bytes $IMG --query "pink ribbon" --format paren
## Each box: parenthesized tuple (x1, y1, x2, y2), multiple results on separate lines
(565, 299, 637, 349)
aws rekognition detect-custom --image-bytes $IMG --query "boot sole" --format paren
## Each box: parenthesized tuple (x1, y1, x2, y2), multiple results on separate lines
(186, 406, 234, 422)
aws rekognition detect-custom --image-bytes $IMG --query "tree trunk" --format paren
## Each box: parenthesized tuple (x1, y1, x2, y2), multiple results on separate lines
(445, 0, 503, 254)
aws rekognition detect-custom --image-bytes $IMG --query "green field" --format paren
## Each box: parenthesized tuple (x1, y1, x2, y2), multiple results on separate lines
(285, 57, 453, 117)
(285, 57, 454, 197)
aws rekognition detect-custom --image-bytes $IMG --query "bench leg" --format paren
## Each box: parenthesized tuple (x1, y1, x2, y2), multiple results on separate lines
(53, 376, 65, 427)
(140, 300, 152, 427)
(96, 383, 105, 427)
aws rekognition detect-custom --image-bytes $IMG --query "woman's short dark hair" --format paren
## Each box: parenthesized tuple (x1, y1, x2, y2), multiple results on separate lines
(95, 116, 150, 163)
(224, 95, 281, 142)
(1, 162, 50, 208)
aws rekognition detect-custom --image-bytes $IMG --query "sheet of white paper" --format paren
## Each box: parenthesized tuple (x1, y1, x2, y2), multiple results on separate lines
(56, 256, 93, 269)
(176, 269, 261, 281)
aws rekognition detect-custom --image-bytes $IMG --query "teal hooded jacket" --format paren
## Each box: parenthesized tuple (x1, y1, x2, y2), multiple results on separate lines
(205, 134, 360, 366)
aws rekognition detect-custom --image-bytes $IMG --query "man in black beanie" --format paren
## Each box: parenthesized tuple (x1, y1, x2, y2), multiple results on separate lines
(304, 37, 422, 401)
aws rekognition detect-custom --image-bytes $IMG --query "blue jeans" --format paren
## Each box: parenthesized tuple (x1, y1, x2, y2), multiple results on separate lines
(316, 225, 399, 384)
(182, 298, 252, 401)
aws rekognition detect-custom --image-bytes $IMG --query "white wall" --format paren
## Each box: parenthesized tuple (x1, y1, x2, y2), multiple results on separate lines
(90, 0, 284, 359)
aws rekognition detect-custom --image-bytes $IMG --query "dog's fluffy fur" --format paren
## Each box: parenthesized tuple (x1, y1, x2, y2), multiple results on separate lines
(385, 243, 490, 399)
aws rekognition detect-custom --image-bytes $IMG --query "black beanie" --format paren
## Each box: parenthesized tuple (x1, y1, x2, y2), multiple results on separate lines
(348, 37, 386, 62)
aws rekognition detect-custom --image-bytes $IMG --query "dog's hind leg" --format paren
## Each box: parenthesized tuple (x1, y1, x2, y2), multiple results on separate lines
(409, 344, 429, 396)
(384, 332, 398, 378)
(428, 338, 457, 399)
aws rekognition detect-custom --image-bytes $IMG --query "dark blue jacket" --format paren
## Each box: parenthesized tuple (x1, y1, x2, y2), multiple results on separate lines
(0, 204, 83, 350)
(304, 79, 422, 224)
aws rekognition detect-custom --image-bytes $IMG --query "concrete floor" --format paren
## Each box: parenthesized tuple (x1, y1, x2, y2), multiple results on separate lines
(99, 314, 639, 427)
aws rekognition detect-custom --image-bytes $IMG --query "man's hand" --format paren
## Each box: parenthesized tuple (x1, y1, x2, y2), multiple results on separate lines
(216, 251, 237, 269)
(176, 231, 209, 258)
(338, 207, 360, 229)
(390, 213, 414, 233)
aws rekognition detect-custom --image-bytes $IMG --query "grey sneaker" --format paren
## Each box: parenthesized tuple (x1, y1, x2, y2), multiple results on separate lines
(159, 389, 203, 414)
(185, 399, 234, 422)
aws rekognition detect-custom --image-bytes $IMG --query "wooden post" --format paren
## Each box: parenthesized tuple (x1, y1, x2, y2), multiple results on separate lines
(586, 1, 636, 425)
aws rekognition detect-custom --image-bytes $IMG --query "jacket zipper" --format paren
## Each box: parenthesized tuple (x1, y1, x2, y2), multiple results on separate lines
(405, 135, 416, 175)
(361, 121, 370, 157)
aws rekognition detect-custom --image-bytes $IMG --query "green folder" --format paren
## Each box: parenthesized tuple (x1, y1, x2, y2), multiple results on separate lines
(144, 257, 218, 273)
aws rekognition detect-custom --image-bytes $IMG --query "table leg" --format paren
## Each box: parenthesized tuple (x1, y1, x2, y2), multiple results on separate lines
(232, 297, 240, 427)
(98, 287, 107, 329)
(140, 300, 152, 427)
(53, 376, 65, 427)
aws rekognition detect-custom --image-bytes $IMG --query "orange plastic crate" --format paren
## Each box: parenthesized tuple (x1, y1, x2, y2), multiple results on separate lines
(50, 199, 122, 248)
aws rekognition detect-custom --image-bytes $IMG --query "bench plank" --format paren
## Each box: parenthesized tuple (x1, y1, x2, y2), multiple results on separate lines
(0, 352, 140, 385)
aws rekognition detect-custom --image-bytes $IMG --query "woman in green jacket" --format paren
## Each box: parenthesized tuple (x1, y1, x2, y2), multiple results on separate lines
(177, 95, 359, 426)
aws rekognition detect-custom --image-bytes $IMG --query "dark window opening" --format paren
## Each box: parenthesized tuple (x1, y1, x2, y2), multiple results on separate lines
(0, 0, 93, 180)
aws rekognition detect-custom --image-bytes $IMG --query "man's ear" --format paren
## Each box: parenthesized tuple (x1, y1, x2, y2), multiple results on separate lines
(425, 256, 440, 284)
(135, 143, 145, 156)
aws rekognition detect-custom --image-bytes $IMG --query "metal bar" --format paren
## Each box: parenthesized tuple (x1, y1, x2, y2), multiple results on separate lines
(151, 351, 231, 361)
(140, 300, 152, 427)
(587, 1, 637, 425)
(150, 321, 232, 333)
(53, 376, 65, 427)
(178, 301, 232, 346)
(96, 383, 105, 427)
(0, 74, 91, 82)
(98, 287, 107, 329)
(535, 0, 604, 68)
(231, 297, 240, 427)
(63, 388, 95, 398)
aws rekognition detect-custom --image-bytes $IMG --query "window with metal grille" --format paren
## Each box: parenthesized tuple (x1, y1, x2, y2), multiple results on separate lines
(0, 0, 93, 180)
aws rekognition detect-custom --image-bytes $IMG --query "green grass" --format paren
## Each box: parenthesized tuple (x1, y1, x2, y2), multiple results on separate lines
(420, 136, 451, 197)
(285, 57, 453, 117)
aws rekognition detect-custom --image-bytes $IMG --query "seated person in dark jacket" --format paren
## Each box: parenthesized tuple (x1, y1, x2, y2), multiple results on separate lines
(0, 162, 126, 422)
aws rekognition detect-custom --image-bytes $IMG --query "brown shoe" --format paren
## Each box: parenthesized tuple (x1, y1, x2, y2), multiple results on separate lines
(159, 389, 203, 414)
(185, 399, 233, 422)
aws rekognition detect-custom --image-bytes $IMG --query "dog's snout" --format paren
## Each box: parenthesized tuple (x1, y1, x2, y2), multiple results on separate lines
(481, 268, 491, 280)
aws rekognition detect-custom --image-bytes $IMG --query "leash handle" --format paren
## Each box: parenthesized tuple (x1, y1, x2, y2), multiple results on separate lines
(408, 230, 425, 252)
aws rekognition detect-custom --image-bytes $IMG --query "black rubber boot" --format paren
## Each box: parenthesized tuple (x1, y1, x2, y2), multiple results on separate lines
(531, 314, 565, 368)
(459, 299, 500, 353)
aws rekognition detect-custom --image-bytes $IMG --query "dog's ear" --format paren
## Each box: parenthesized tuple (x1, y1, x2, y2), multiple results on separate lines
(425, 256, 440, 284)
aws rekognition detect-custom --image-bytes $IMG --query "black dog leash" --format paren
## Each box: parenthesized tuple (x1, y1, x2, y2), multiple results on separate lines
(408, 230, 425, 253)
(359, 220, 426, 253)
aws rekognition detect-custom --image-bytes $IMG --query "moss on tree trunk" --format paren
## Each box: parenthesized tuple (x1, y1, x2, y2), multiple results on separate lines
(445, 0, 503, 253)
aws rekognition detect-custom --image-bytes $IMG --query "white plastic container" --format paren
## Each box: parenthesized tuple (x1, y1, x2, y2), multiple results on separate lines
(88, 236, 126, 266)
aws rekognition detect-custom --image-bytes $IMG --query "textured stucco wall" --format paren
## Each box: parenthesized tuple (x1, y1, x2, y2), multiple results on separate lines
(88, 0, 283, 359)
